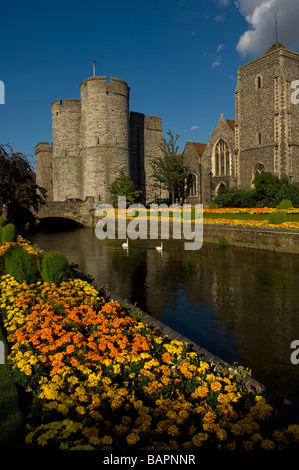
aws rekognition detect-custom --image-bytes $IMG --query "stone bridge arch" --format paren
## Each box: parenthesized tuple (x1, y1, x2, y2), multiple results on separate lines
(36, 197, 95, 227)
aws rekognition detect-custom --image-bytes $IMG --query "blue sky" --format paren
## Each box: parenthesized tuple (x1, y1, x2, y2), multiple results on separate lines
(1, 0, 299, 168)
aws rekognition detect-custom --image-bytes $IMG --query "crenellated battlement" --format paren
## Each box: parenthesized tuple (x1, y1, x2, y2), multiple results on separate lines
(80, 76, 129, 97)
(51, 98, 81, 113)
(35, 142, 53, 154)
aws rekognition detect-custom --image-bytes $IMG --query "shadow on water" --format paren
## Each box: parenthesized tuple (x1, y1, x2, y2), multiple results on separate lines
(30, 226, 299, 400)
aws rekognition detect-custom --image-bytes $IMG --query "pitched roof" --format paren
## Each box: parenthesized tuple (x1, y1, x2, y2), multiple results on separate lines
(191, 142, 207, 156)
(262, 41, 288, 56)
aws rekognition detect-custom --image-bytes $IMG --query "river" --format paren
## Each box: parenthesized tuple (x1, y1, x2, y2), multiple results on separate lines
(30, 224, 299, 400)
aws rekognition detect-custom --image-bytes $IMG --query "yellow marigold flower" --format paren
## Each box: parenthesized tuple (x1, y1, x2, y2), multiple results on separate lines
(210, 381, 222, 392)
(37, 434, 48, 446)
(203, 411, 217, 423)
(154, 337, 163, 344)
(286, 424, 299, 441)
(216, 428, 227, 441)
(192, 432, 209, 446)
(227, 442, 236, 450)
(101, 435, 113, 445)
(126, 431, 140, 446)
(260, 439, 275, 450)
(76, 406, 85, 415)
(250, 401, 273, 420)
(251, 433, 263, 442)
(198, 362, 210, 372)
(167, 424, 181, 436)
(191, 386, 209, 399)
(243, 440, 254, 450)
(122, 416, 132, 426)
(102, 377, 112, 386)
(217, 393, 230, 404)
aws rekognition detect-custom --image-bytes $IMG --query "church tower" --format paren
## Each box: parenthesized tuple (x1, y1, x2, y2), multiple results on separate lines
(235, 41, 299, 188)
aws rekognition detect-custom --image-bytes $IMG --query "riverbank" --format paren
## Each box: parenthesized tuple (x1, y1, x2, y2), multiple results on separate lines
(92, 206, 299, 254)
(203, 224, 299, 254)
(1, 236, 299, 451)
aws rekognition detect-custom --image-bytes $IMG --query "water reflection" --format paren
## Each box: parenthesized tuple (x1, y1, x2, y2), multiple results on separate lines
(30, 227, 299, 399)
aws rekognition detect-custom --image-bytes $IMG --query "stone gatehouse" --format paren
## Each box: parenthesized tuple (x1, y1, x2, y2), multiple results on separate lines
(35, 76, 166, 205)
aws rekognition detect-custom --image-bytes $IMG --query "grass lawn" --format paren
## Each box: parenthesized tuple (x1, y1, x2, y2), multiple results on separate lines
(0, 326, 25, 449)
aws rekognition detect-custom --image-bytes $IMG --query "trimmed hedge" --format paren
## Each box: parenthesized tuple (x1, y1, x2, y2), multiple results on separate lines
(40, 250, 70, 284)
(2, 245, 36, 284)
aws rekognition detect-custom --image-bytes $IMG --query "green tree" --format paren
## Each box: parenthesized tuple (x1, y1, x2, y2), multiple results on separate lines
(0, 144, 46, 224)
(149, 130, 189, 204)
(253, 172, 299, 207)
(215, 187, 257, 208)
(108, 169, 142, 205)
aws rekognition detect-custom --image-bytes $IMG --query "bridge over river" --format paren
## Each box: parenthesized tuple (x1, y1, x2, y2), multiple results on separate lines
(36, 197, 96, 227)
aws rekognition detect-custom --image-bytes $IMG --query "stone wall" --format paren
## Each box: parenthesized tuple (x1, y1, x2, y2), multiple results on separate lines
(236, 46, 299, 188)
(203, 224, 299, 254)
(51, 99, 82, 201)
(130, 113, 166, 204)
(80, 77, 130, 203)
(35, 142, 53, 202)
(201, 115, 236, 205)
(37, 197, 95, 227)
(183, 141, 202, 204)
(35, 76, 165, 206)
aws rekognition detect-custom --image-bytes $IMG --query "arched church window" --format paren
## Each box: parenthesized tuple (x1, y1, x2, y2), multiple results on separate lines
(214, 140, 231, 176)
(187, 173, 197, 197)
(256, 75, 262, 90)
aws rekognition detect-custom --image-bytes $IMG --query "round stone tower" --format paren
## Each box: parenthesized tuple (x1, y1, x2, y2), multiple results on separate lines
(80, 76, 130, 202)
(52, 98, 82, 201)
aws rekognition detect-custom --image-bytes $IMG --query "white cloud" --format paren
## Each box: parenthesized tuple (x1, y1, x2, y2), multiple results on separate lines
(235, 0, 299, 57)
(191, 125, 199, 130)
(217, 43, 224, 53)
(215, 13, 225, 21)
(212, 59, 222, 67)
(217, 0, 230, 6)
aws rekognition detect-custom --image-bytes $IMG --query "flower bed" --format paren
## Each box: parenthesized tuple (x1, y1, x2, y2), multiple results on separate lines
(1, 239, 299, 450)
(203, 217, 299, 230)
(108, 208, 299, 230)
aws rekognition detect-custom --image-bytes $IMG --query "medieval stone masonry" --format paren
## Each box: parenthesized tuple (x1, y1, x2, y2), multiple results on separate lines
(35, 76, 164, 205)
(183, 42, 299, 205)
(36, 42, 299, 207)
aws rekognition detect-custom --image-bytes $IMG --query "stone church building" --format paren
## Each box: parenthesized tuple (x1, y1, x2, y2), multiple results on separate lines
(183, 41, 299, 205)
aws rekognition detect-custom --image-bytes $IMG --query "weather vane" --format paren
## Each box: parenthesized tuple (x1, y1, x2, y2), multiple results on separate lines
(275, 11, 278, 42)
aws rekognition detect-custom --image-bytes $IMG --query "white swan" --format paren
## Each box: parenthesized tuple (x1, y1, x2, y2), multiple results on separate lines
(122, 238, 129, 248)
(156, 241, 163, 251)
